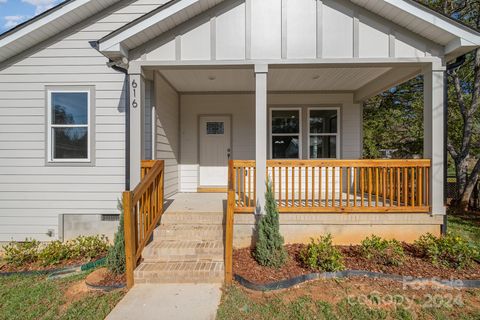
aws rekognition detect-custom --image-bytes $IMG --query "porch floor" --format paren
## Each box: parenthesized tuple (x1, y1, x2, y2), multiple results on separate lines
(165, 192, 226, 214)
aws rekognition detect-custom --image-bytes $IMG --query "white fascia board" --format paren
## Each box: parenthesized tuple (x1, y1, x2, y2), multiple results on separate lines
(445, 38, 477, 55)
(385, 0, 480, 45)
(0, 0, 91, 48)
(99, 0, 199, 52)
(102, 43, 129, 59)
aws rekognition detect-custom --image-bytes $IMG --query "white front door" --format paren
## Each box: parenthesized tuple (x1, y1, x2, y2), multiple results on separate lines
(199, 116, 231, 187)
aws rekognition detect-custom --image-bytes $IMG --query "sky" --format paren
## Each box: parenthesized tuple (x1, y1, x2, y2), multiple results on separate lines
(0, 0, 63, 34)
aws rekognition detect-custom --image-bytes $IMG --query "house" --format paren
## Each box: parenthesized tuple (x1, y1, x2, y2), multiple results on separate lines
(1, 0, 480, 284)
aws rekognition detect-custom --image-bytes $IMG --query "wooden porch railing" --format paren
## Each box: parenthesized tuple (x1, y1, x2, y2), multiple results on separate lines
(224, 159, 431, 283)
(123, 160, 165, 288)
(232, 159, 431, 213)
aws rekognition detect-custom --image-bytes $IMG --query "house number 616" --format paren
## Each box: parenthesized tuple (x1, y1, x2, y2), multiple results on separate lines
(132, 79, 138, 108)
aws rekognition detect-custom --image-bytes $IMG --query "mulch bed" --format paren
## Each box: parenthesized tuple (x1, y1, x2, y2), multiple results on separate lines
(0, 255, 105, 273)
(234, 244, 480, 285)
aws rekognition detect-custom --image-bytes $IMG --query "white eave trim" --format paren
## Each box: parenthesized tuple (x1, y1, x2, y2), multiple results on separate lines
(385, 0, 480, 45)
(98, 0, 199, 53)
(0, 0, 91, 48)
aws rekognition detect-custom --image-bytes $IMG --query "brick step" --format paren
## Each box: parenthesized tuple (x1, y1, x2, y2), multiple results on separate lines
(142, 240, 224, 262)
(154, 224, 224, 241)
(134, 260, 224, 284)
(160, 212, 224, 225)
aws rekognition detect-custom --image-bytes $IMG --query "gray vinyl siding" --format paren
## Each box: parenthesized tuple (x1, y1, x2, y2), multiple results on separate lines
(0, 0, 167, 242)
(154, 72, 180, 198)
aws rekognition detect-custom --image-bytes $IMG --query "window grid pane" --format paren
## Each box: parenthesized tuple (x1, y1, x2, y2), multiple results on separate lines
(49, 91, 89, 161)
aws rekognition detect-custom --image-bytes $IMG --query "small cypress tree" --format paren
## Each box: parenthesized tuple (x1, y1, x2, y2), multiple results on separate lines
(106, 201, 126, 274)
(253, 180, 287, 268)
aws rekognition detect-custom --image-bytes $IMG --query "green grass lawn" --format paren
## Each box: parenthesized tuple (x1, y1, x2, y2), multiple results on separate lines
(0, 271, 125, 320)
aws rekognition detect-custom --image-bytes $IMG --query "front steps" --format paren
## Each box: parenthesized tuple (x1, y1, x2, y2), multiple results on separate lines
(134, 211, 225, 284)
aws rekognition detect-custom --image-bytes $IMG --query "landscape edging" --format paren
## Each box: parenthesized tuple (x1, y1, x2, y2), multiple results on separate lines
(234, 270, 480, 291)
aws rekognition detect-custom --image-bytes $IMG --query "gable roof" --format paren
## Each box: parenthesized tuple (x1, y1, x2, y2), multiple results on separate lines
(97, 0, 480, 62)
(351, 0, 480, 59)
(0, 0, 122, 63)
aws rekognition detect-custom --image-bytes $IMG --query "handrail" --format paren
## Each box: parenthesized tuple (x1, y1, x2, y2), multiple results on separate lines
(123, 160, 165, 289)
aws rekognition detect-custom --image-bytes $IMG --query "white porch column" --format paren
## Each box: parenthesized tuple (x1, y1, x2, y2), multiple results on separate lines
(423, 62, 446, 215)
(129, 72, 144, 188)
(255, 64, 268, 215)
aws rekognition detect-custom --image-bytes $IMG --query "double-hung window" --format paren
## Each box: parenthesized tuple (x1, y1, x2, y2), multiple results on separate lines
(308, 108, 339, 159)
(271, 109, 301, 159)
(47, 89, 92, 162)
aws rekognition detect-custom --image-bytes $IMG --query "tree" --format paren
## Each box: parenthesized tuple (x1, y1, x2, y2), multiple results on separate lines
(253, 180, 287, 268)
(106, 201, 126, 274)
(418, 0, 480, 211)
(363, 77, 424, 159)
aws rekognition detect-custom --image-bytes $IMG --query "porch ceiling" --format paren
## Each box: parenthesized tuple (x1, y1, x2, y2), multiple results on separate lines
(156, 65, 421, 98)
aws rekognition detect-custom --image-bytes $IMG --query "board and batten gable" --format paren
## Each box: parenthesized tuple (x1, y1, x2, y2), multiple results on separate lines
(135, 0, 442, 62)
(0, 0, 169, 242)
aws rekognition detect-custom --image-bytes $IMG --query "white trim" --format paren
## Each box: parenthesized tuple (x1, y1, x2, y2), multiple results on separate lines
(307, 107, 340, 160)
(99, 0, 200, 53)
(47, 89, 92, 163)
(0, 0, 91, 48)
(269, 107, 302, 160)
(381, 0, 480, 45)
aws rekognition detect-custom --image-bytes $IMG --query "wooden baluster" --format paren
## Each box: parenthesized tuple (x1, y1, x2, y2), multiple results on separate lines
(396, 168, 400, 207)
(312, 167, 316, 207)
(418, 167, 423, 206)
(353, 167, 357, 207)
(306, 166, 309, 207)
(426, 167, 430, 206)
(375, 167, 379, 207)
(360, 167, 364, 207)
(272, 166, 275, 204)
(339, 167, 343, 208)
(319, 166, 322, 207)
(278, 167, 282, 207)
(368, 167, 372, 207)
(332, 167, 336, 207)
(326, 167, 329, 207)
(298, 167, 303, 207)
(382, 167, 386, 207)
(389, 167, 394, 207)
(286, 167, 289, 207)
(411, 167, 415, 207)
(347, 167, 350, 207)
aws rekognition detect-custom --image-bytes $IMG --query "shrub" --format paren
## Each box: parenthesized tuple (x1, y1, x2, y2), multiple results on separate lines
(415, 233, 478, 269)
(253, 180, 287, 268)
(107, 201, 126, 274)
(300, 234, 345, 272)
(360, 235, 405, 266)
(38, 240, 70, 266)
(2, 239, 40, 266)
(69, 235, 110, 260)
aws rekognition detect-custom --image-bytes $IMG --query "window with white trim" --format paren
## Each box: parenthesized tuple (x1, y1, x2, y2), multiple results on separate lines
(47, 90, 90, 162)
(271, 109, 301, 159)
(309, 108, 339, 159)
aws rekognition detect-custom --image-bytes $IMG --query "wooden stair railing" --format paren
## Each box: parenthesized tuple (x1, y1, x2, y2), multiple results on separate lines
(123, 160, 165, 288)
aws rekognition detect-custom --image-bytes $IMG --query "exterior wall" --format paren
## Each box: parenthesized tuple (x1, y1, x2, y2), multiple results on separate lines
(140, 0, 442, 62)
(233, 214, 443, 248)
(154, 72, 180, 197)
(0, 0, 167, 242)
(179, 93, 362, 191)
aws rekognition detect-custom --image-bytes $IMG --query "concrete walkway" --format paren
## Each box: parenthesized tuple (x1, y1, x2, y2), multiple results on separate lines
(106, 283, 222, 320)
